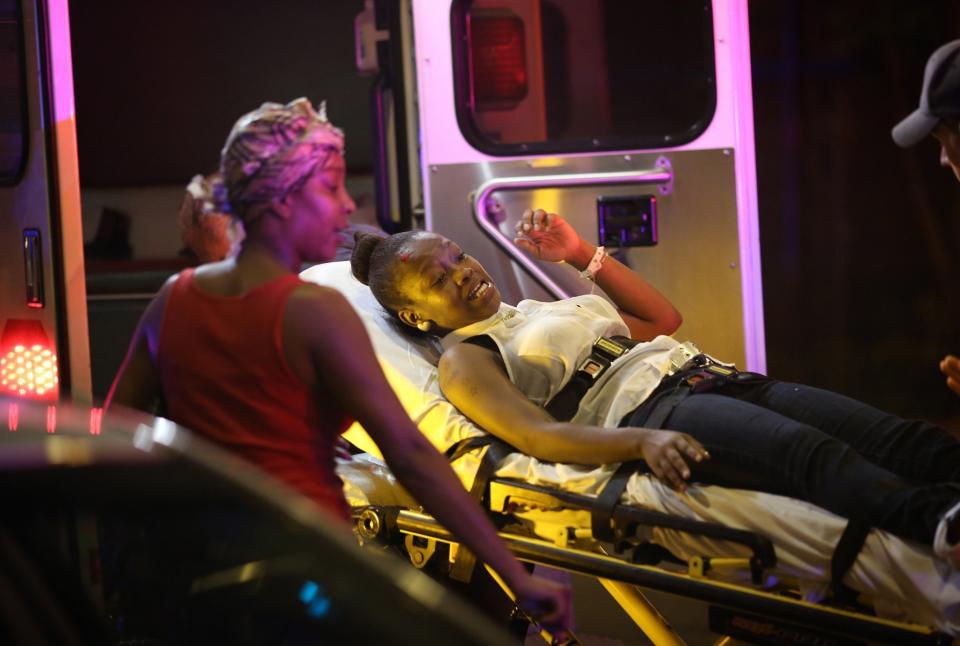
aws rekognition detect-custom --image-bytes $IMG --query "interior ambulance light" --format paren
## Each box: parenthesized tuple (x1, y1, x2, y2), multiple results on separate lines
(467, 12, 528, 110)
(0, 319, 59, 401)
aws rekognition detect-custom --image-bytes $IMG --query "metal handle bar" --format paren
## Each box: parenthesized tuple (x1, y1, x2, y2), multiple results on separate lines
(471, 163, 673, 299)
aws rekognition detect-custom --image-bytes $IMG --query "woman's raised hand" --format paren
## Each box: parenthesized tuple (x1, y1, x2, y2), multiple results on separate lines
(636, 428, 710, 492)
(514, 208, 582, 263)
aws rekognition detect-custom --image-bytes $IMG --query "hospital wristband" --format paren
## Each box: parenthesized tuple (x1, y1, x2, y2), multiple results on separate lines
(579, 246, 606, 282)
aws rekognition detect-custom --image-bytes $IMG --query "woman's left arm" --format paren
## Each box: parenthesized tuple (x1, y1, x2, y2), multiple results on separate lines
(514, 209, 682, 340)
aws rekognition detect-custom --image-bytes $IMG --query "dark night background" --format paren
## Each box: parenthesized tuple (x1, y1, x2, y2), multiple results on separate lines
(70, 1, 960, 424)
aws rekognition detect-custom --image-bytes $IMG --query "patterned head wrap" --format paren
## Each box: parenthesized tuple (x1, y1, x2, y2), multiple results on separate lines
(178, 173, 245, 262)
(213, 97, 344, 222)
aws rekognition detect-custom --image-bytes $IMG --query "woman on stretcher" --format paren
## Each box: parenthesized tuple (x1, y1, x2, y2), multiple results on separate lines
(349, 208, 960, 570)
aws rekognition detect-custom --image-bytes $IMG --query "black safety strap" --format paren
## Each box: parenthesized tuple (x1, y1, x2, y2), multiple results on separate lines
(446, 437, 515, 582)
(830, 515, 873, 605)
(591, 460, 641, 542)
(590, 372, 696, 540)
(644, 385, 694, 430)
(639, 362, 769, 430)
(444, 434, 493, 463)
(546, 336, 637, 422)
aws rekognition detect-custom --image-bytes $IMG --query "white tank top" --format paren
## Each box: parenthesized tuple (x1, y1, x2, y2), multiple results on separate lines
(441, 295, 680, 427)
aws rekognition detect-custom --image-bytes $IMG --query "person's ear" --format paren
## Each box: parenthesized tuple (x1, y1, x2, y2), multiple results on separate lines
(398, 308, 420, 330)
(399, 309, 433, 332)
(272, 198, 293, 220)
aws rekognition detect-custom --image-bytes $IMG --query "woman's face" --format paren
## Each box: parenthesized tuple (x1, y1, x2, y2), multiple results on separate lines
(396, 233, 501, 333)
(287, 154, 356, 262)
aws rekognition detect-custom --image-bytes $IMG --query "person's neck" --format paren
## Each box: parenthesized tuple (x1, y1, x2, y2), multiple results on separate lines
(235, 240, 300, 276)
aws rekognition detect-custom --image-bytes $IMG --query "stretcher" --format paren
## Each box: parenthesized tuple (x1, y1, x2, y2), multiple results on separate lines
(303, 261, 960, 645)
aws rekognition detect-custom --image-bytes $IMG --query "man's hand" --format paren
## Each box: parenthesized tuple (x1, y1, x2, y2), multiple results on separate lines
(941, 354, 960, 396)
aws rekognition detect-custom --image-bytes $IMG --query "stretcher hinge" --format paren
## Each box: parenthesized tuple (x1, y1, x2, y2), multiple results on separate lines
(404, 534, 437, 569)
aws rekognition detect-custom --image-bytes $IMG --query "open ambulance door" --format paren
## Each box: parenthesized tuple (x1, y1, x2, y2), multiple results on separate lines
(368, 0, 763, 370)
(0, 0, 89, 404)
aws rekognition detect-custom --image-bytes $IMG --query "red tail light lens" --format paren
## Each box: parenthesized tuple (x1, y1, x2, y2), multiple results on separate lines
(0, 319, 59, 400)
(468, 12, 528, 110)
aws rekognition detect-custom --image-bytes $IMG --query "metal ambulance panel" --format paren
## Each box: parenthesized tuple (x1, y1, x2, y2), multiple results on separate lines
(425, 149, 746, 368)
(410, 0, 764, 371)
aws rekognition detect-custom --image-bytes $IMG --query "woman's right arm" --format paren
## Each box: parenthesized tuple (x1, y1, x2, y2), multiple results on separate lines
(514, 209, 682, 340)
(439, 342, 708, 492)
(287, 287, 570, 633)
(105, 278, 175, 412)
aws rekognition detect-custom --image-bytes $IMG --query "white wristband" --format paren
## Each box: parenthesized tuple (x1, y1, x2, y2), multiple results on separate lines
(579, 246, 606, 281)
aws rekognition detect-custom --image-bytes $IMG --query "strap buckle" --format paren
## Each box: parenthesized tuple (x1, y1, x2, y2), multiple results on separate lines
(576, 336, 632, 382)
(682, 358, 739, 393)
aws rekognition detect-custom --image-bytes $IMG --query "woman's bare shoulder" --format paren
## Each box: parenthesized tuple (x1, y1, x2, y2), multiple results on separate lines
(286, 282, 361, 333)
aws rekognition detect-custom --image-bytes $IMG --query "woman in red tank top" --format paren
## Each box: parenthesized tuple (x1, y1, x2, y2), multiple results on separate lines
(106, 98, 569, 635)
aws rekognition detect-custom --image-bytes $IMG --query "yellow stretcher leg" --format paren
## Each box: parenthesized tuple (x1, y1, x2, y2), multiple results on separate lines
(598, 578, 686, 646)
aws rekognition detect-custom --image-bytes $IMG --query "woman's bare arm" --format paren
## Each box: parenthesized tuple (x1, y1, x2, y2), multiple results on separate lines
(514, 209, 681, 340)
(286, 287, 569, 629)
(105, 278, 175, 412)
(438, 342, 707, 491)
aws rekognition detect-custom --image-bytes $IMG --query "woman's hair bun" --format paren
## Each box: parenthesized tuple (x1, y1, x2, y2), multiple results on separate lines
(350, 231, 386, 285)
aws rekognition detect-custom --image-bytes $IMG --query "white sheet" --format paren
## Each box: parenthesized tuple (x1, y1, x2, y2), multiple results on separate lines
(304, 261, 960, 635)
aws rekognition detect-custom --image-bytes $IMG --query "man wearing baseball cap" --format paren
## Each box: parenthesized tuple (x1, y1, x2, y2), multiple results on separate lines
(893, 40, 960, 396)
(893, 39, 960, 177)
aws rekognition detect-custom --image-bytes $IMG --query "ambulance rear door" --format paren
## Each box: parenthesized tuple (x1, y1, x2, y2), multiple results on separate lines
(0, 0, 89, 403)
(411, 0, 763, 370)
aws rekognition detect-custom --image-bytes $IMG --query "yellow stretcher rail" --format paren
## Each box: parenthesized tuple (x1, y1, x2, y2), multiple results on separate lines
(389, 508, 948, 646)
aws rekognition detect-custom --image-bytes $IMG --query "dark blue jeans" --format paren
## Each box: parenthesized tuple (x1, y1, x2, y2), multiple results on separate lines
(622, 380, 960, 545)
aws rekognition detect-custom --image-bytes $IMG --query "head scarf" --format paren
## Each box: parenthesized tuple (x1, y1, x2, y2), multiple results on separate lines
(178, 172, 245, 262)
(214, 97, 345, 222)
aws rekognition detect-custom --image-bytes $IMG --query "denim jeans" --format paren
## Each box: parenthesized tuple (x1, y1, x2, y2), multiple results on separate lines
(622, 380, 960, 545)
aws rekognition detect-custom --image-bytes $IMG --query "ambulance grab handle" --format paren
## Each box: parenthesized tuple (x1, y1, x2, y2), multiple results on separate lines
(471, 165, 673, 300)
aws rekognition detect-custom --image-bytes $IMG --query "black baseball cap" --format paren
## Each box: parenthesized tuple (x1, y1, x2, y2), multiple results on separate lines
(892, 40, 960, 147)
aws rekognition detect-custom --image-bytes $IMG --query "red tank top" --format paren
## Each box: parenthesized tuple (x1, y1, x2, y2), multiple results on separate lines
(158, 269, 353, 521)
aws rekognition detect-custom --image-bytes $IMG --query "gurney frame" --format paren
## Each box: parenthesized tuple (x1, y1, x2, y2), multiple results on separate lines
(354, 476, 952, 646)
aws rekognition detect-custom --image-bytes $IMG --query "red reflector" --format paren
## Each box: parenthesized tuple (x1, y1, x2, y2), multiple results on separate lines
(468, 12, 527, 110)
(0, 320, 59, 401)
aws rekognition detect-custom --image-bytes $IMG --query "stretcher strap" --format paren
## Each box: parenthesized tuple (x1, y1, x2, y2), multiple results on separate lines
(591, 460, 642, 542)
(444, 434, 493, 463)
(643, 386, 692, 430)
(545, 336, 638, 422)
(447, 437, 515, 582)
(831, 515, 872, 605)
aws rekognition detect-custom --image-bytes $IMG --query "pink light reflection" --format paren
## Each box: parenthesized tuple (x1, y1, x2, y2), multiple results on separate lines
(7, 403, 18, 432)
(46, 405, 56, 433)
(89, 407, 102, 435)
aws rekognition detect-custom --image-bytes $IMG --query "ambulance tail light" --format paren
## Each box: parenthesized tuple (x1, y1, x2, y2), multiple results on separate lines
(467, 11, 528, 110)
(0, 319, 59, 401)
